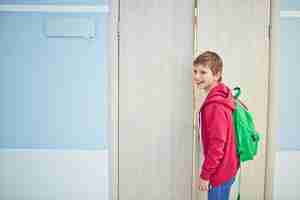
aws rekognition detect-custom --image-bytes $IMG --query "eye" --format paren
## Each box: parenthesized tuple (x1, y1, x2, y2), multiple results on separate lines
(193, 70, 197, 74)
(200, 70, 207, 75)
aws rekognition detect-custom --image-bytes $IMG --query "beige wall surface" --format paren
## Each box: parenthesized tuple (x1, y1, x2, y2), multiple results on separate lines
(119, 1, 194, 200)
(195, 0, 270, 199)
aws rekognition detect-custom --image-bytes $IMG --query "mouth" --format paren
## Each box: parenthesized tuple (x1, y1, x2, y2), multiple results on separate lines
(194, 82, 204, 88)
(193, 79, 204, 86)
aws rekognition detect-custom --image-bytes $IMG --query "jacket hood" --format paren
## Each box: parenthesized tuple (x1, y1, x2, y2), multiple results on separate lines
(200, 83, 235, 111)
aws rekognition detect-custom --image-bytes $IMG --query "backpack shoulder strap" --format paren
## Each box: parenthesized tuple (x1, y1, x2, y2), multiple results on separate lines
(233, 87, 241, 99)
(233, 87, 248, 110)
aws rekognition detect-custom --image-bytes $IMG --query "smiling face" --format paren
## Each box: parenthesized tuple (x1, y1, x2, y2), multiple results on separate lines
(192, 63, 221, 92)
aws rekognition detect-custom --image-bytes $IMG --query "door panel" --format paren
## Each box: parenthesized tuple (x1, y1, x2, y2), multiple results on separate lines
(119, 1, 194, 200)
(195, 1, 269, 199)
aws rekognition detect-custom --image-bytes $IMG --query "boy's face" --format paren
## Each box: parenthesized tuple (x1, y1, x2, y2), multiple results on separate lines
(192, 64, 220, 92)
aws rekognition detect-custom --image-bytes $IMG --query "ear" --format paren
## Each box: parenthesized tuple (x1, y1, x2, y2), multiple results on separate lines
(214, 72, 221, 81)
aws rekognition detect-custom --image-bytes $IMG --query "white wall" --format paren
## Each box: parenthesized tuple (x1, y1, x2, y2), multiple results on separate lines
(0, 2, 113, 200)
(273, 1, 300, 199)
(273, 151, 300, 200)
(0, 150, 108, 200)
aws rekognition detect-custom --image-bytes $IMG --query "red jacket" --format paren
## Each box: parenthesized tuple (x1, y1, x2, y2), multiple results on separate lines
(199, 83, 239, 187)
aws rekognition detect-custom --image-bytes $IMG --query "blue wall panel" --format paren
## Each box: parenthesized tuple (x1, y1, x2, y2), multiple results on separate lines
(0, 0, 106, 5)
(281, 0, 300, 10)
(279, 18, 300, 150)
(0, 12, 108, 149)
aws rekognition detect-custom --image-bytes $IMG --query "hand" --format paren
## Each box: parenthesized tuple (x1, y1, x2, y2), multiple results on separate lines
(193, 178, 210, 191)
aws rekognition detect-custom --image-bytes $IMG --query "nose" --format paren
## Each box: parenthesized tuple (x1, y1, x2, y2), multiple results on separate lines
(193, 72, 200, 80)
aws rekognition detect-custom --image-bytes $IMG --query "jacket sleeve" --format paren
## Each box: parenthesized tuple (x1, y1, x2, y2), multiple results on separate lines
(200, 104, 228, 181)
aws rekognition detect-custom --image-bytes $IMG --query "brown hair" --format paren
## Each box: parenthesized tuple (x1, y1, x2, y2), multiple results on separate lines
(193, 51, 223, 82)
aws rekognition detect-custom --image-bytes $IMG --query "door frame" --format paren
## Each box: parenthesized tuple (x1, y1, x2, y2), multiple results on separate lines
(110, 0, 281, 199)
(265, 0, 279, 199)
(109, 0, 119, 200)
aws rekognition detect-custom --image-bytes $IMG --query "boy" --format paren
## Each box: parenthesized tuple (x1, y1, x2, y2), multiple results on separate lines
(193, 51, 239, 200)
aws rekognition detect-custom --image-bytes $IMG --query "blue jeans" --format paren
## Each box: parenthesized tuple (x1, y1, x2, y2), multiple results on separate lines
(208, 178, 235, 200)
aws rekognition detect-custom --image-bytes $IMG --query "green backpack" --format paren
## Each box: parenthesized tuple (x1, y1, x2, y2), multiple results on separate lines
(233, 87, 260, 162)
(232, 87, 260, 200)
